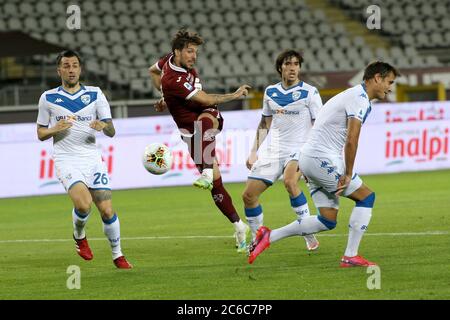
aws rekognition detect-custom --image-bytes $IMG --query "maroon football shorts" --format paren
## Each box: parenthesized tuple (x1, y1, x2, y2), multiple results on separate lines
(180, 108, 223, 171)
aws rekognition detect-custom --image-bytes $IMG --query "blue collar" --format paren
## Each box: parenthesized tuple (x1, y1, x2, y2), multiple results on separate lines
(281, 81, 302, 91)
(58, 85, 85, 95)
(361, 82, 367, 93)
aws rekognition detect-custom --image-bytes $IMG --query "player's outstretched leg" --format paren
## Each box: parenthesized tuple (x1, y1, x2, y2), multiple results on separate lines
(72, 208, 93, 260)
(193, 114, 217, 191)
(341, 192, 377, 267)
(242, 179, 269, 243)
(211, 176, 249, 253)
(289, 192, 319, 251)
(248, 215, 336, 264)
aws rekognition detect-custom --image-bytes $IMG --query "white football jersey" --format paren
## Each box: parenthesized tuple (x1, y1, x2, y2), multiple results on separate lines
(301, 83, 372, 158)
(36, 85, 112, 162)
(261, 81, 322, 157)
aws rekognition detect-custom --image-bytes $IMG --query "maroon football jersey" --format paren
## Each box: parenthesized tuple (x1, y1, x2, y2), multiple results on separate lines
(155, 53, 214, 134)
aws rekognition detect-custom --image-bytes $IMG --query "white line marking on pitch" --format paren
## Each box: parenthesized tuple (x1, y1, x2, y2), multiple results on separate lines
(0, 231, 448, 244)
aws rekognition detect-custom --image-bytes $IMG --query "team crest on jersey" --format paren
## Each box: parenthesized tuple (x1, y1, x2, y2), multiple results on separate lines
(292, 91, 301, 101)
(80, 94, 91, 105)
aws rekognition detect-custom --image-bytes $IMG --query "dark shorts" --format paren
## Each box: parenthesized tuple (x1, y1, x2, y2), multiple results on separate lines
(180, 108, 223, 172)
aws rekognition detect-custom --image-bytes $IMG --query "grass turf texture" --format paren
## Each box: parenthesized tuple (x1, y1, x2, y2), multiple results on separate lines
(0, 170, 449, 299)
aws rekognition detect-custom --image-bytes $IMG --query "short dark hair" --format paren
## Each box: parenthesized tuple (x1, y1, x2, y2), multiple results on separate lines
(363, 61, 400, 80)
(171, 28, 204, 52)
(56, 50, 82, 66)
(275, 50, 304, 76)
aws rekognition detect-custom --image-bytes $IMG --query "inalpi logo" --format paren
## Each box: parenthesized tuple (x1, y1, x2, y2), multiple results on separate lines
(385, 127, 449, 164)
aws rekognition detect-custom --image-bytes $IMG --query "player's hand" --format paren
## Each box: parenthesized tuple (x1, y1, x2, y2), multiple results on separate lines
(89, 120, 107, 131)
(335, 174, 351, 197)
(154, 98, 167, 112)
(235, 85, 251, 98)
(246, 152, 258, 170)
(54, 119, 73, 132)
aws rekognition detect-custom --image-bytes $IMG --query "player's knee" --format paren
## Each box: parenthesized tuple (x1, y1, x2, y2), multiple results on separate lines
(100, 206, 114, 219)
(242, 190, 258, 206)
(75, 200, 92, 214)
(355, 192, 376, 208)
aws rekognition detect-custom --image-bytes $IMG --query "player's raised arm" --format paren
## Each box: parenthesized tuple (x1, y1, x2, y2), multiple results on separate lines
(148, 63, 162, 93)
(190, 84, 251, 106)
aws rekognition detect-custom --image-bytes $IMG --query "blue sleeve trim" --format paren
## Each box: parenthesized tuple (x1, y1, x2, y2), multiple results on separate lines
(100, 118, 112, 122)
(89, 187, 112, 191)
(248, 176, 273, 186)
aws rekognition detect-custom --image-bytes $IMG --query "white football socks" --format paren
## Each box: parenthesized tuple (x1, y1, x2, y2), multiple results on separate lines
(72, 208, 90, 240)
(244, 205, 264, 241)
(344, 207, 372, 257)
(270, 216, 333, 243)
(102, 214, 123, 260)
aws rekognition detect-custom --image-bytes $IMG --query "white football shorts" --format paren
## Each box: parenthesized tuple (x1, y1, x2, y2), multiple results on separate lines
(298, 153, 363, 209)
(248, 151, 299, 185)
(55, 159, 111, 191)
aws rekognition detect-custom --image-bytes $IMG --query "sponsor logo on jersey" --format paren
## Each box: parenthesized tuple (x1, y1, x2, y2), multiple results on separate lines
(55, 98, 64, 103)
(272, 109, 300, 115)
(56, 115, 93, 122)
(271, 92, 278, 97)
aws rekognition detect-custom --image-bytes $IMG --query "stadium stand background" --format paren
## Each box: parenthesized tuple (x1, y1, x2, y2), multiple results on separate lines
(0, 0, 449, 123)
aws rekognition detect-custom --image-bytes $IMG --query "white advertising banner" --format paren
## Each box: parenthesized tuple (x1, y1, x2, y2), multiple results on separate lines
(0, 104, 449, 198)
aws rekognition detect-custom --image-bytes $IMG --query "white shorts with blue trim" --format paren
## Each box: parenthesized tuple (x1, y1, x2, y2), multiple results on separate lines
(298, 153, 363, 209)
(248, 152, 299, 186)
(55, 159, 111, 192)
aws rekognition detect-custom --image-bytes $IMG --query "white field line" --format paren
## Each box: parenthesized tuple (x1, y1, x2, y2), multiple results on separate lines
(0, 231, 448, 244)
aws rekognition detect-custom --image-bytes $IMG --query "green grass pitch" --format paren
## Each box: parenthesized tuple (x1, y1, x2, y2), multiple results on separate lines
(0, 170, 449, 300)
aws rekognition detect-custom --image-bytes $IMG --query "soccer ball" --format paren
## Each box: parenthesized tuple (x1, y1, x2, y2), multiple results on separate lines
(142, 143, 173, 175)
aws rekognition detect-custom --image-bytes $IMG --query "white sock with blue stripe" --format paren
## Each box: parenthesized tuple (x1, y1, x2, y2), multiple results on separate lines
(102, 214, 123, 260)
(72, 208, 90, 240)
(290, 192, 310, 219)
(245, 205, 263, 241)
(344, 193, 375, 257)
(270, 215, 336, 243)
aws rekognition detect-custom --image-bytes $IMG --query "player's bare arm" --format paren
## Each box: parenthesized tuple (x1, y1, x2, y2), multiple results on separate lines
(148, 64, 162, 92)
(37, 120, 72, 141)
(90, 119, 115, 137)
(336, 117, 362, 196)
(191, 84, 251, 106)
(148, 64, 167, 112)
(246, 116, 272, 169)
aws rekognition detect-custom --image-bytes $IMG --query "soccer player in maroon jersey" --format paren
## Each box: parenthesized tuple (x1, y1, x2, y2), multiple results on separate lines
(149, 28, 250, 252)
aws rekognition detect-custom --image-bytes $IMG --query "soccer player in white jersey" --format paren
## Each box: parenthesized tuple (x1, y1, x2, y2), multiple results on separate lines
(249, 61, 399, 267)
(36, 50, 132, 269)
(243, 50, 322, 252)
